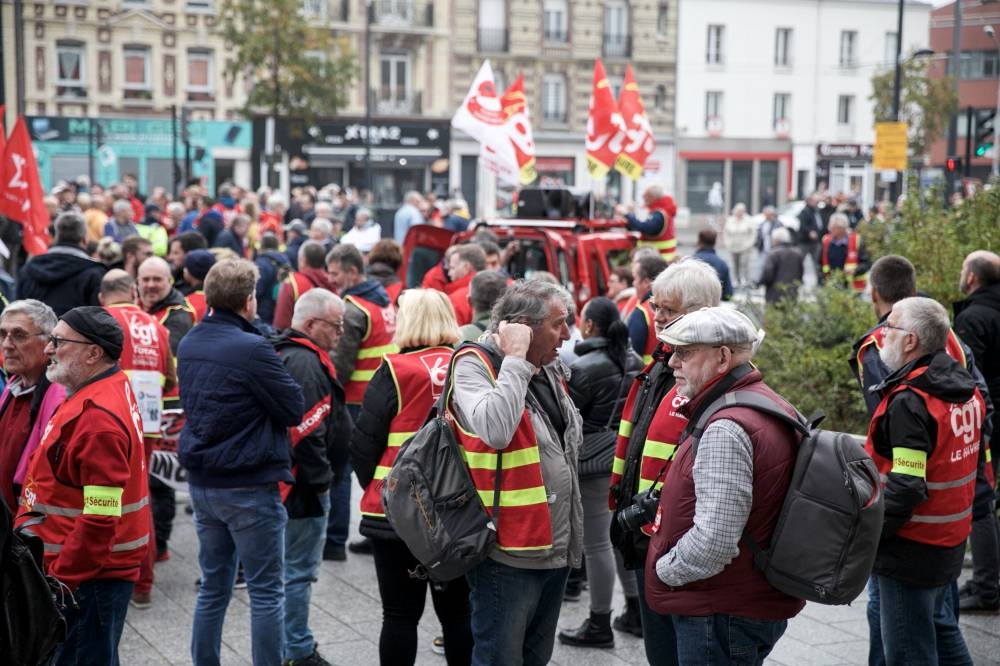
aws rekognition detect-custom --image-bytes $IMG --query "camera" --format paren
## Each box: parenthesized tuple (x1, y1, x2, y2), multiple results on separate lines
(616, 488, 661, 533)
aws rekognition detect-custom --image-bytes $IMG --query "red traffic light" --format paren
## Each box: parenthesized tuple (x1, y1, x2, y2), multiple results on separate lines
(946, 156, 962, 173)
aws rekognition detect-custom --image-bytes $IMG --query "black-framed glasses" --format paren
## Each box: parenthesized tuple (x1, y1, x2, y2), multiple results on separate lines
(314, 318, 344, 333)
(48, 335, 96, 349)
(671, 345, 724, 362)
(0, 329, 46, 344)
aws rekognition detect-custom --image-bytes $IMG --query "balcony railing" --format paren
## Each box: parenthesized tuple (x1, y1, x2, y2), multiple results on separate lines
(373, 0, 433, 27)
(542, 108, 567, 124)
(56, 84, 87, 99)
(478, 27, 509, 53)
(371, 88, 423, 115)
(603, 33, 632, 58)
(543, 28, 568, 43)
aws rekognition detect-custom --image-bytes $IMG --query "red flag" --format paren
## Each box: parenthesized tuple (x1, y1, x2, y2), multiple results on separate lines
(614, 65, 655, 181)
(585, 59, 627, 180)
(499, 75, 537, 185)
(0, 117, 52, 255)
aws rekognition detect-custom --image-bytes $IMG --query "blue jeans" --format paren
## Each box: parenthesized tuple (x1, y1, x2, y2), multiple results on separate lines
(326, 463, 351, 550)
(866, 576, 885, 666)
(191, 484, 288, 666)
(465, 558, 568, 666)
(876, 574, 972, 666)
(55, 578, 133, 666)
(284, 492, 331, 660)
(673, 614, 787, 666)
(635, 565, 679, 666)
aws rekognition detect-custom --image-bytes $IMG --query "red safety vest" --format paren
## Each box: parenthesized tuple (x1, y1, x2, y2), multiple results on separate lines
(359, 346, 454, 517)
(186, 291, 208, 322)
(637, 299, 658, 365)
(865, 365, 983, 547)
(16, 371, 149, 574)
(105, 303, 172, 440)
(343, 295, 399, 405)
(278, 333, 339, 503)
(637, 195, 678, 262)
(446, 347, 553, 551)
(287, 272, 313, 302)
(821, 232, 867, 293)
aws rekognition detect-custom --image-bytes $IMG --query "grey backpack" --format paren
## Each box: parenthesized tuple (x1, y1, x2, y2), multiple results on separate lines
(381, 345, 501, 582)
(689, 390, 884, 605)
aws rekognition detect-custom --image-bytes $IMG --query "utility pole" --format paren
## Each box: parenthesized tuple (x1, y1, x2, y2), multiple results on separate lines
(890, 0, 905, 204)
(945, 1, 961, 195)
(364, 0, 374, 197)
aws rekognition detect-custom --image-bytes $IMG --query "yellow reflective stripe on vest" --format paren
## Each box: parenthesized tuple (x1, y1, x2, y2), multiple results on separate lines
(891, 447, 927, 478)
(476, 486, 548, 507)
(612, 456, 625, 476)
(637, 477, 658, 493)
(357, 344, 399, 360)
(464, 446, 541, 470)
(618, 419, 633, 438)
(388, 431, 414, 447)
(638, 238, 677, 250)
(82, 485, 124, 517)
(350, 369, 376, 382)
(642, 354, 654, 365)
(643, 439, 677, 461)
(373, 465, 392, 481)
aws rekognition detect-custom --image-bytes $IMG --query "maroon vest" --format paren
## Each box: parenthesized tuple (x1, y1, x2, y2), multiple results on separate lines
(644, 370, 806, 620)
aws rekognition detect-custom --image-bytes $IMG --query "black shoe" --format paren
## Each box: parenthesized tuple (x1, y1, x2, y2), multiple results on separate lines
(613, 597, 643, 637)
(347, 537, 374, 555)
(959, 593, 1000, 614)
(563, 579, 583, 602)
(284, 647, 333, 666)
(323, 544, 346, 561)
(558, 612, 614, 648)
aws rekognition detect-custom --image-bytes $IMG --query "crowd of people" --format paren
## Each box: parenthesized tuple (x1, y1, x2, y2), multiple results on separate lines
(0, 172, 997, 666)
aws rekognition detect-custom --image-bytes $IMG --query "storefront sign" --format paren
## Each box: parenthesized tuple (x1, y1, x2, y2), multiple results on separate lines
(282, 119, 450, 155)
(816, 143, 873, 160)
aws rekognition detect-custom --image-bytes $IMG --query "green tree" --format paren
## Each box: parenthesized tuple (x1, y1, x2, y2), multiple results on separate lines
(219, 0, 358, 120)
(869, 59, 957, 159)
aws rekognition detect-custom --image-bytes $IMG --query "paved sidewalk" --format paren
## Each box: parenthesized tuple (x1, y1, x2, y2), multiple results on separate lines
(121, 488, 1000, 666)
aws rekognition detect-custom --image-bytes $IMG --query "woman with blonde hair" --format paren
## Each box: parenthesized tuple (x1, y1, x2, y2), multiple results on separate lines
(349, 289, 472, 665)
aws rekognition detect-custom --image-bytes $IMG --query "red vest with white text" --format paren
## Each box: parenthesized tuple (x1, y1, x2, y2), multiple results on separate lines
(344, 295, 399, 405)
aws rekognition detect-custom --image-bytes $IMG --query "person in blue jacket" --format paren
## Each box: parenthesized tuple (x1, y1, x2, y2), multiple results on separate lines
(177, 258, 304, 666)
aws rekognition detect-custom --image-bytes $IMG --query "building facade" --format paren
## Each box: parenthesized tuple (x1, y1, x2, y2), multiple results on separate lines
(448, 0, 678, 215)
(674, 0, 930, 214)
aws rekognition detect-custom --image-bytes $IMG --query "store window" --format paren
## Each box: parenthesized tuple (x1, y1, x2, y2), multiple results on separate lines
(759, 160, 779, 210)
(123, 46, 152, 100)
(686, 160, 724, 214)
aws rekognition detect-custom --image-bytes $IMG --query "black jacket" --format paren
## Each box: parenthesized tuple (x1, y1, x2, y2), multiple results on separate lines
(272, 329, 351, 519)
(148, 288, 195, 355)
(954, 283, 1000, 414)
(16, 244, 107, 316)
(796, 203, 823, 243)
(254, 250, 291, 325)
(869, 351, 978, 586)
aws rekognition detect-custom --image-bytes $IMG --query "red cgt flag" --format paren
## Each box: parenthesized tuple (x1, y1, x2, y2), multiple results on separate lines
(614, 65, 655, 181)
(0, 116, 51, 255)
(499, 74, 537, 185)
(585, 59, 627, 180)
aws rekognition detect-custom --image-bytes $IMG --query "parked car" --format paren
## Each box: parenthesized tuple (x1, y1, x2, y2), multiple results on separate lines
(751, 200, 803, 234)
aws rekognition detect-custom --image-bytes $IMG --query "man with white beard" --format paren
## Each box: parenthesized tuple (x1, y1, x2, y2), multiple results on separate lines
(864, 296, 983, 665)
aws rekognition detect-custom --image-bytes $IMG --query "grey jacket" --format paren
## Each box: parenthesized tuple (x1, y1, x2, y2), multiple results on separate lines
(451, 340, 584, 570)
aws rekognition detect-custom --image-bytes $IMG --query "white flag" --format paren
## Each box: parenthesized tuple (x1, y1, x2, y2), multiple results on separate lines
(452, 60, 519, 185)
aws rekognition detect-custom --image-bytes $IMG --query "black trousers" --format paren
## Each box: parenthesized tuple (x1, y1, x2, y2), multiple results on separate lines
(371, 537, 473, 666)
(149, 475, 176, 554)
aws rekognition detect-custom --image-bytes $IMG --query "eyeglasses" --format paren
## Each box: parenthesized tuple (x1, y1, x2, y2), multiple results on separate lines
(314, 318, 345, 333)
(671, 345, 724, 362)
(48, 335, 96, 349)
(649, 302, 682, 318)
(880, 321, 910, 334)
(0, 329, 46, 345)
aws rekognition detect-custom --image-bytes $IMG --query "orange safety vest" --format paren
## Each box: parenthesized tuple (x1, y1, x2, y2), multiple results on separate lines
(446, 346, 553, 551)
(186, 290, 208, 322)
(637, 299, 658, 365)
(359, 346, 454, 517)
(343, 295, 399, 405)
(636, 195, 678, 262)
(865, 365, 983, 547)
(821, 232, 867, 293)
(17, 371, 150, 571)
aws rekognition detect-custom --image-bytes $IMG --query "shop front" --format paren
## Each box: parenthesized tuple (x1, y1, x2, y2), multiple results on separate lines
(814, 143, 875, 207)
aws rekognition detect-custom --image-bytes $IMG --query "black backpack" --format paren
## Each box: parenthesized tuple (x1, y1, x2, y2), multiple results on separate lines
(688, 390, 884, 605)
(381, 344, 501, 582)
(0, 504, 67, 665)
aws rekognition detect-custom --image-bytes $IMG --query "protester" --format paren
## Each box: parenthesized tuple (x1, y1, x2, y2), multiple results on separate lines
(177, 259, 304, 665)
(0, 300, 65, 511)
(558, 297, 643, 649)
(865, 297, 982, 664)
(16, 306, 149, 666)
(350, 289, 473, 665)
(819, 212, 870, 292)
(272, 241, 338, 331)
(339, 207, 381, 254)
(627, 252, 669, 364)
(137, 257, 196, 355)
(167, 231, 209, 293)
(365, 239, 404, 306)
(692, 229, 733, 300)
(458, 270, 508, 342)
(621, 185, 678, 262)
(182, 250, 216, 323)
(606, 266, 636, 316)
(393, 191, 426, 244)
(446, 243, 487, 327)
(722, 203, 756, 289)
(104, 200, 141, 242)
(645, 307, 805, 663)
(448, 279, 583, 666)
(760, 227, 803, 306)
(254, 233, 293, 326)
(121, 236, 155, 278)
(273, 289, 351, 666)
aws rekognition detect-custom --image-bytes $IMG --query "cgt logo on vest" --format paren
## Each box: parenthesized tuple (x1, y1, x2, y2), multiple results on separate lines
(420, 356, 449, 399)
(950, 398, 983, 446)
(127, 313, 160, 347)
(381, 306, 397, 335)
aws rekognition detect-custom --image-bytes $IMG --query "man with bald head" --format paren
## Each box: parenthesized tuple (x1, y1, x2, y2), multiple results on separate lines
(137, 257, 196, 356)
(954, 250, 1000, 613)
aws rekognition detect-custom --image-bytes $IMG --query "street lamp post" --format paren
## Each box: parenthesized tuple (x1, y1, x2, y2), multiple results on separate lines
(986, 25, 1000, 178)
(364, 1, 374, 197)
(889, 0, 905, 204)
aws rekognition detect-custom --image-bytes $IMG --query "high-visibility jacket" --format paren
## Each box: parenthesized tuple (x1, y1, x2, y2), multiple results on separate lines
(16, 370, 149, 579)
(618, 293, 639, 321)
(446, 346, 553, 551)
(636, 195, 678, 262)
(359, 346, 454, 517)
(865, 365, 983, 547)
(186, 290, 208, 322)
(610, 379, 688, 535)
(136, 223, 169, 257)
(344, 295, 399, 405)
(821, 232, 867, 293)
(637, 300, 658, 365)
(287, 272, 312, 302)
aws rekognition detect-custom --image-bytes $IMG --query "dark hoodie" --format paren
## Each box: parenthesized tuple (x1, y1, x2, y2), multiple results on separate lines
(333, 279, 391, 384)
(16, 244, 107, 316)
(147, 288, 196, 354)
(954, 282, 1000, 408)
(869, 351, 978, 586)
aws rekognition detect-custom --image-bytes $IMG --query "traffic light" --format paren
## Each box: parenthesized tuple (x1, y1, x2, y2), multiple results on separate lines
(946, 155, 962, 174)
(975, 109, 996, 157)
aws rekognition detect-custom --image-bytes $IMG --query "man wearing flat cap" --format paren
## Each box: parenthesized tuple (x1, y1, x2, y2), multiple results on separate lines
(642, 307, 805, 663)
(16, 306, 150, 665)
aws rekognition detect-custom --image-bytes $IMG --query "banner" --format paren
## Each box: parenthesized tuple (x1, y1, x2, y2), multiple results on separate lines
(585, 59, 627, 180)
(498, 75, 537, 185)
(0, 117, 51, 255)
(150, 408, 189, 492)
(452, 60, 519, 183)
(614, 65, 655, 181)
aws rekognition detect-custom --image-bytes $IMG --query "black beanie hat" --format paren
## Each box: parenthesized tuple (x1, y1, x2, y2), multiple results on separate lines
(60, 306, 125, 361)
